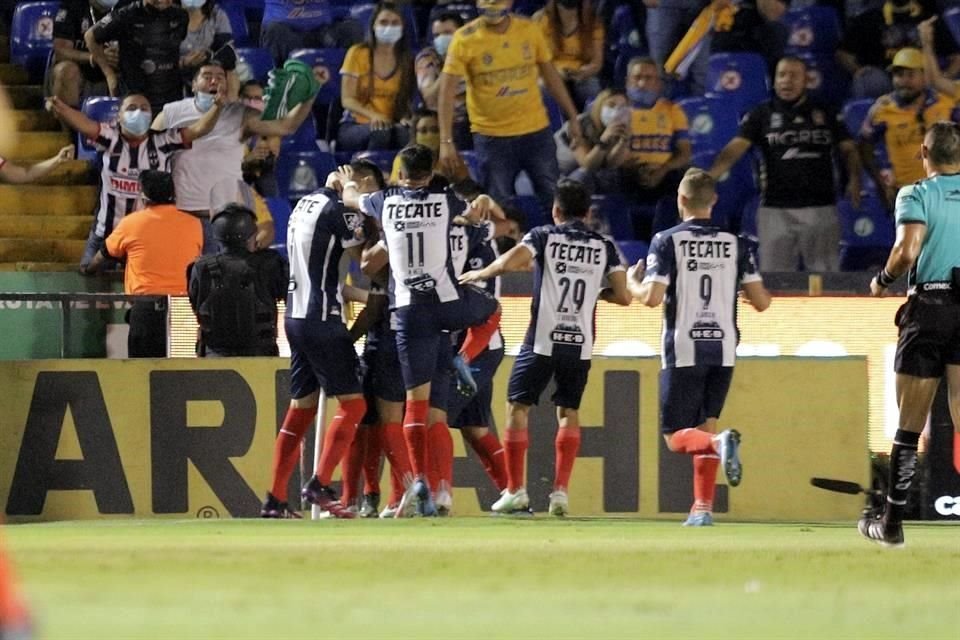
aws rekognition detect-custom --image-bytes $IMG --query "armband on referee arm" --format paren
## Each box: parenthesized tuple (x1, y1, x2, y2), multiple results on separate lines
(875, 268, 898, 288)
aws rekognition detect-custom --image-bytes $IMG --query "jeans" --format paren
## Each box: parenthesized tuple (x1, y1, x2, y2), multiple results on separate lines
(337, 121, 411, 151)
(127, 299, 167, 358)
(645, 6, 710, 95)
(260, 20, 364, 66)
(473, 127, 559, 216)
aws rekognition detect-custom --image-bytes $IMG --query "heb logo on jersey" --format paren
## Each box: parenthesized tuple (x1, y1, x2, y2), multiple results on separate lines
(689, 322, 724, 341)
(551, 323, 584, 345)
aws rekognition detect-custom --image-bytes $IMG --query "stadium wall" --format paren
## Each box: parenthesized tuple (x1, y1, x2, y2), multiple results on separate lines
(0, 357, 868, 522)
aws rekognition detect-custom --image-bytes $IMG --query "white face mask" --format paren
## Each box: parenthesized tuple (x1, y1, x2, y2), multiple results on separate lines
(375, 25, 404, 45)
(181, 0, 204, 8)
(600, 106, 622, 127)
(433, 34, 453, 58)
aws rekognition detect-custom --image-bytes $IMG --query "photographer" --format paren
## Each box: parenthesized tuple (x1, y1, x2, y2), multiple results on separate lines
(556, 88, 630, 188)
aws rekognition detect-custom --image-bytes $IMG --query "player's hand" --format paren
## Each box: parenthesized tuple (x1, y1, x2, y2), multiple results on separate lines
(338, 164, 356, 183)
(55, 144, 75, 164)
(869, 276, 889, 297)
(325, 170, 344, 190)
(919, 16, 937, 48)
(439, 141, 462, 178)
(467, 194, 495, 221)
(627, 259, 645, 283)
(458, 269, 485, 285)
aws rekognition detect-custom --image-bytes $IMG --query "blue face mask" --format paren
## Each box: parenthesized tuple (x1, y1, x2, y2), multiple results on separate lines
(95, 0, 119, 10)
(181, 0, 205, 8)
(122, 109, 151, 136)
(195, 91, 215, 113)
(375, 25, 404, 45)
(627, 88, 658, 109)
(481, 7, 509, 23)
(433, 34, 453, 58)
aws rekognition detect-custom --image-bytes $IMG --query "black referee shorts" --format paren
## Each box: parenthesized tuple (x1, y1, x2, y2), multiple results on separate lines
(894, 292, 960, 378)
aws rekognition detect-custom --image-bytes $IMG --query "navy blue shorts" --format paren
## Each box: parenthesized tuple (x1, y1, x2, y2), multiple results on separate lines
(286, 318, 363, 399)
(395, 285, 498, 390)
(659, 365, 734, 433)
(448, 346, 504, 428)
(507, 345, 591, 410)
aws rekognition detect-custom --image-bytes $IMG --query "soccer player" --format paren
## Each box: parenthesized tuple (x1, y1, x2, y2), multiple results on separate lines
(338, 144, 502, 516)
(629, 168, 771, 526)
(460, 178, 631, 516)
(861, 122, 960, 547)
(260, 162, 383, 519)
(0, 535, 31, 640)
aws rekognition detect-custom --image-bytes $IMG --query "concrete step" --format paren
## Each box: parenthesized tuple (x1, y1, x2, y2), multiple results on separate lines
(0, 37, 8, 64)
(0, 216, 91, 239)
(0, 186, 98, 216)
(7, 86, 44, 110)
(0, 238, 86, 263)
(0, 64, 29, 85)
(0, 262, 78, 272)
(11, 109, 60, 132)
(1, 132, 73, 162)
(32, 160, 96, 186)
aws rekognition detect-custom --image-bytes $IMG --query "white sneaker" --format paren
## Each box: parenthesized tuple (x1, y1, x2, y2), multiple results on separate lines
(548, 490, 569, 516)
(378, 503, 399, 519)
(435, 489, 453, 517)
(491, 488, 531, 514)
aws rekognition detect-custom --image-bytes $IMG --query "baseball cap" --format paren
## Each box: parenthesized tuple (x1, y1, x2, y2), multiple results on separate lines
(888, 48, 924, 71)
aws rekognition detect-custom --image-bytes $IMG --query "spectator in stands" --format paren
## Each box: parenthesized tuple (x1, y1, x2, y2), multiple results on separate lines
(838, 0, 960, 99)
(178, 0, 237, 96)
(858, 47, 957, 211)
(920, 16, 960, 98)
(86, 170, 203, 357)
(388, 109, 469, 184)
(260, 0, 364, 66)
(0, 145, 75, 183)
(709, 0, 788, 71)
(47, 91, 223, 272)
(438, 0, 583, 216)
(416, 11, 473, 149)
(533, 0, 605, 110)
(644, 0, 710, 95)
(555, 88, 631, 186)
(622, 56, 691, 238)
(85, 0, 189, 114)
(50, 0, 116, 109)
(337, 2, 416, 152)
(152, 63, 316, 252)
(708, 56, 862, 272)
(238, 80, 281, 198)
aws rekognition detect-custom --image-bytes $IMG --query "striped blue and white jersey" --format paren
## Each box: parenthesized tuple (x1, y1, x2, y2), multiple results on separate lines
(643, 220, 762, 368)
(285, 187, 365, 322)
(523, 220, 625, 360)
(450, 220, 503, 350)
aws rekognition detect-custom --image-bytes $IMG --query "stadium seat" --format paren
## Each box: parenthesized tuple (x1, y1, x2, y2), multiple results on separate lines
(288, 48, 346, 108)
(691, 149, 759, 233)
(617, 240, 649, 266)
(219, 2, 251, 47)
(613, 45, 646, 88)
(841, 98, 872, 138)
(943, 7, 960, 48)
(235, 47, 275, 84)
(275, 150, 338, 199)
(512, 194, 546, 230)
(351, 150, 397, 177)
(591, 194, 634, 241)
(838, 194, 895, 271)
(281, 115, 318, 152)
(705, 52, 771, 117)
(796, 52, 850, 109)
(460, 150, 484, 184)
(10, 1, 58, 83)
(77, 96, 120, 161)
(678, 95, 741, 156)
(264, 195, 292, 255)
(783, 5, 841, 54)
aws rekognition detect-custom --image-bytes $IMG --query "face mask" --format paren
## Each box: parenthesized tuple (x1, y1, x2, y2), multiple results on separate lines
(481, 7, 509, 23)
(433, 34, 453, 58)
(195, 91, 215, 113)
(375, 25, 404, 45)
(417, 132, 441, 152)
(122, 109, 151, 136)
(242, 97, 265, 112)
(600, 105, 623, 127)
(557, 0, 580, 8)
(94, 0, 119, 10)
(181, 0, 204, 8)
(627, 88, 658, 109)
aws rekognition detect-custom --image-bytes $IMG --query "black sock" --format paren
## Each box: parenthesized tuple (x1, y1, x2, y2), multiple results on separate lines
(885, 429, 921, 526)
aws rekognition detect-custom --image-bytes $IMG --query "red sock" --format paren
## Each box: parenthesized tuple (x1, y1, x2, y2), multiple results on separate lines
(403, 399, 430, 481)
(315, 398, 367, 486)
(466, 431, 507, 491)
(362, 425, 383, 495)
(0, 547, 29, 629)
(340, 426, 368, 506)
(389, 463, 405, 506)
(383, 420, 413, 502)
(554, 426, 581, 492)
(459, 309, 501, 363)
(668, 428, 716, 455)
(504, 429, 528, 492)
(270, 406, 317, 502)
(693, 454, 720, 512)
(428, 422, 454, 492)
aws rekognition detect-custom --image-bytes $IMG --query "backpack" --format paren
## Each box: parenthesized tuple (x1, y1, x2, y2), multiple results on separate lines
(196, 254, 277, 356)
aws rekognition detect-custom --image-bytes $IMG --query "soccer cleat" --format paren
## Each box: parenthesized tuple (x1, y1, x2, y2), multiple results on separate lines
(379, 503, 400, 519)
(260, 492, 303, 519)
(491, 488, 533, 516)
(413, 479, 438, 517)
(359, 492, 380, 518)
(682, 511, 714, 527)
(452, 354, 478, 397)
(394, 483, 419, 518)
(858, 514, 905, 548)
(716, 429, 743, 487)
(547, 490, 569, 517)
(301, 477, 356, 519)
(435, 489, 453, 517)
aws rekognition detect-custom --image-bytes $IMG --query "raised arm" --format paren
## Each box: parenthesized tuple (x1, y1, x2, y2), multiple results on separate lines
(46, 96, 100, 140)
(0, 145, 74, 184)
(181, 97, 225, 144)
(920, 17, 957, 98)
(244, 95, 317, 137)
(459, 243, 535, 283)
(708, 137, 752, 179)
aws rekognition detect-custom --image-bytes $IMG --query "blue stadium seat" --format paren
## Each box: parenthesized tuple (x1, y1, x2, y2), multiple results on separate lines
(691, 149, 759, 233)
(513, 0, 546, 17)
(943, 7, 960, 48)
(219, 3, 251, 46)
(705, 52, 771, 117)
(796, 52, 850, 109)
(77, 96, 120, 161)
(838, 194, 895, 271)
(351, 150, 396, 177)
(614, 45, 645, 87)
(460, 150, 484, 184)
(591, 194, 634, 242)
(235, 47, 275, 84)
(841, 98, 872, 138)
(783, 6, 841, 54)
(275, 150, 338, 199)
(618, 240, 649, 266)
(10, 1, 58, 83)
(281, 115, 318, 152)
(678, 95, 741, 156)
(512, 195, 547, 230)
(264, 195, 292, 256)
(288, 48, 346, 107)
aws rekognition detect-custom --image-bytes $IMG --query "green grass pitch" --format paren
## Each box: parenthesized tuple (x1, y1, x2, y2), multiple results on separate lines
(4, 518, 958, 639)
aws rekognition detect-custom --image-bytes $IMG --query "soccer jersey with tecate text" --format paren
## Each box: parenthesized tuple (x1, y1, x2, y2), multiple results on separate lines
(643, 220, 762, 368)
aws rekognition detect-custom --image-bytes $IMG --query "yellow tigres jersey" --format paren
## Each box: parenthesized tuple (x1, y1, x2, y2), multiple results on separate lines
(627, 99, 690, 166)
(532, 10, 604, 73)
(340, 43, 403, 124)
(443, 15, 552, 137)
(861, 90, 958, 187)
